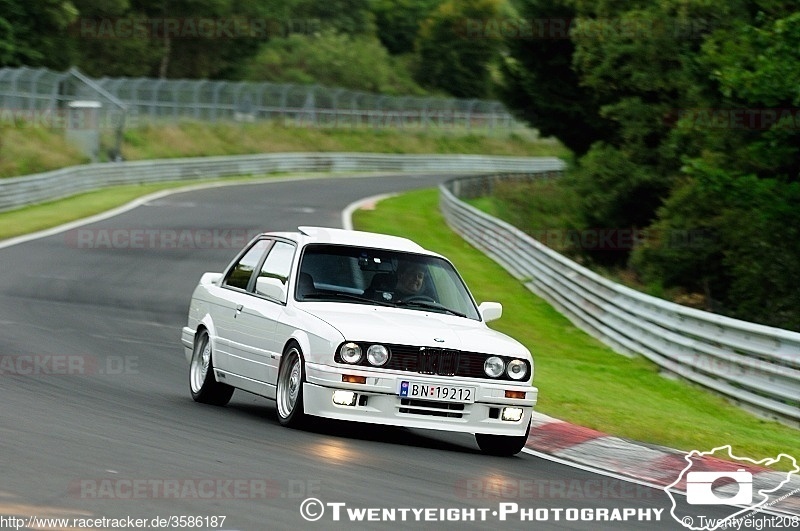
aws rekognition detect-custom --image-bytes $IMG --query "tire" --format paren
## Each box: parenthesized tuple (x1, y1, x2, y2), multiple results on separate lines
(475, 421, 530, 457)
(189, 330, 234, 406)
(276, 345, 306, 428)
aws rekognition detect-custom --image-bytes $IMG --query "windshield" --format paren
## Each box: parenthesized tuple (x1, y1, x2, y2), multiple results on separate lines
(295, 244, 480, 320)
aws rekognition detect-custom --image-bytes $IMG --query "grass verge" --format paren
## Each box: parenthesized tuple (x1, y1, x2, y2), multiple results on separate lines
(352, 188, 798, 471)
(118, 121, 568, 161)
(0, 125, 90, 177)
(0, 120, 569, 178)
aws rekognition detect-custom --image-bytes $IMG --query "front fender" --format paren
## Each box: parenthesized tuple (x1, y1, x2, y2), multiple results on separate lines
(283, 327, 342, 371)
(182, 312, 218, 364)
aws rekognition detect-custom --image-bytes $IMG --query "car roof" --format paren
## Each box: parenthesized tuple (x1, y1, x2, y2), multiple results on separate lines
(264, 226, 436, 255)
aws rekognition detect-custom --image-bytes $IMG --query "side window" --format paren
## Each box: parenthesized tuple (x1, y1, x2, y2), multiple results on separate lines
(254, 241, 296, 303)
(223, 239, 271, 290)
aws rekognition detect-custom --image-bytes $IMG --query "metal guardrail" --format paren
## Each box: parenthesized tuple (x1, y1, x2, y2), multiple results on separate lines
(0, 153, 565, 212)
(441, 173, 800, 427)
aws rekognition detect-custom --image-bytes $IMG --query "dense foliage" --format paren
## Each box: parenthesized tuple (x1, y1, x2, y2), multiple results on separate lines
(0, 0, 504, 97)
(501, 0, 800, 330)
(238, 31, 425, 95)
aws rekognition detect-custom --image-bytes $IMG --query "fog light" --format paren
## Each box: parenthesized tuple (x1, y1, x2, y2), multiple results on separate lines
(501, 407, 524, 422)
(332, 390, 357, 406)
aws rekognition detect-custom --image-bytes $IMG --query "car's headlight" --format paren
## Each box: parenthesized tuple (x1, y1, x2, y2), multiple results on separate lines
(339, 342, 363, 364)
(367, 344, 390, 366)
(484, 356, 505, 378)
(506, 359, 528, 380)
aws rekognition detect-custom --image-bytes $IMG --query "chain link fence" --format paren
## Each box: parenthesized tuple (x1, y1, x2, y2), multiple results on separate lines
(0, 67, 519, 134)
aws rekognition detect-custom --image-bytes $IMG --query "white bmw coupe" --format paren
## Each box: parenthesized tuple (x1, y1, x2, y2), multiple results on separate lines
(181, 226, 537, 455)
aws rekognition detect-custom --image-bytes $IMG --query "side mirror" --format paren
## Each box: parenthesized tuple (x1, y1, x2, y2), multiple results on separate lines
(478, 302, 502, 322)
(255, 276, 287, 302)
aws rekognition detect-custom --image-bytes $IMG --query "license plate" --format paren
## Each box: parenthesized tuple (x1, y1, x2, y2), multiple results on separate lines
(398, 381, 476, 403)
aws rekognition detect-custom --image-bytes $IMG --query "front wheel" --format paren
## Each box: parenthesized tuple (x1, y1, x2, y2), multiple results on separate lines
(475, 421, 530, 456)
(276, 345, 306, 428)
(189, 330, 234, 406)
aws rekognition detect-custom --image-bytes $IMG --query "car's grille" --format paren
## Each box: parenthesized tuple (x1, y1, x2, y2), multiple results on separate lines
(398, 398, 465, 418)
(335, 342, 530, 381)
(418, 348, 458, 376)
(383, 345, 487, 378)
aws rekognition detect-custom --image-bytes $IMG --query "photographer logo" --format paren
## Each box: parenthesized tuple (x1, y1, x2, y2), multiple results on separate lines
(664, 445, 798, 530)
(686, 469, 753, 505)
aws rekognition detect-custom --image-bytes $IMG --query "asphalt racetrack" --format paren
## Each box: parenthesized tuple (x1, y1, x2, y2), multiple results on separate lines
(0, 174, 739, 530)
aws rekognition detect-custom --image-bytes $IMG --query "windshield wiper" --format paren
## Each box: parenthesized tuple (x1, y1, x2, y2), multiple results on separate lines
(395, 300, 467, 318)
(302, 292, 467, 316)
(302, 292, 395, 307)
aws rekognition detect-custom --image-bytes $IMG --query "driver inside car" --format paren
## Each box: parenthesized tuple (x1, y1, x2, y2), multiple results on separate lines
(395, 262, 427, 300)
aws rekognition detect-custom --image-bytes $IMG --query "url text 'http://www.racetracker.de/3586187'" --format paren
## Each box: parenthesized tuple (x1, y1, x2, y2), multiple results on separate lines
(0, 515, 228, 529)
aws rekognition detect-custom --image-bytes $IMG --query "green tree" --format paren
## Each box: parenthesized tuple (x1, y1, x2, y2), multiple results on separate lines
(499, 0, 609, 155)
(414, 0, 506, 98)
(498, 0, 800, 328)
(632, 163, 800, 330)
(69, 0, 283, 79)
(632, 6, 800, 329)
(0, 0, 78, 68)
(291, 0, 375, 35)
(240, 31, 426, 95)
(568, 2, 734, 233)
(70, 0, 160, 77)
(693, 9, 800, 182)
(371, 0, 442, 55)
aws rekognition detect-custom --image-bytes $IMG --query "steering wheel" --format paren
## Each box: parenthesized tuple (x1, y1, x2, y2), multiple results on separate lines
(400, 295, 435, 303)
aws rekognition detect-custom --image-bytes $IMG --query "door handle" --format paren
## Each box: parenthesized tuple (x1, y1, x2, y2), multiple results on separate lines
(234, 304, 243, 318)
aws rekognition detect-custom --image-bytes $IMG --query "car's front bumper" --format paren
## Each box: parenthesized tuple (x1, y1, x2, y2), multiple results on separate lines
(181, 326, 195, 363)
(302, 362, 537, 436)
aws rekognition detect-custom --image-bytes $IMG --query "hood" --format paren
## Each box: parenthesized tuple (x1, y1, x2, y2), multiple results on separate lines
(298, 303, 530, 359)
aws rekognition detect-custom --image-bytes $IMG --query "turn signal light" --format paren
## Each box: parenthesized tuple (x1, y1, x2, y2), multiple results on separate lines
(342, 374, 367, 384)
(505, 390, 526, 399)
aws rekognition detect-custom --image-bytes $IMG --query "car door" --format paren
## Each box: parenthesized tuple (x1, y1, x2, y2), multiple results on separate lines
(213, 238, 273, 377)
(227, 239, 297, 395)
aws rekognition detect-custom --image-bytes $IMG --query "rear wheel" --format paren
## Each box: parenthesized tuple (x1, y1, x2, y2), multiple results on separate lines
(476, 421, 530, 456)
(276, 345, 306, 428)
(189, 330, 234, 406)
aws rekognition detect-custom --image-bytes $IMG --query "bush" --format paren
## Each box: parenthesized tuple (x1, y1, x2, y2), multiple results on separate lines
(632, 164, 800, 331)
(566, 143, 674, 267)
(414, 0, 506, 98)
(239, 31, 427, 95)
